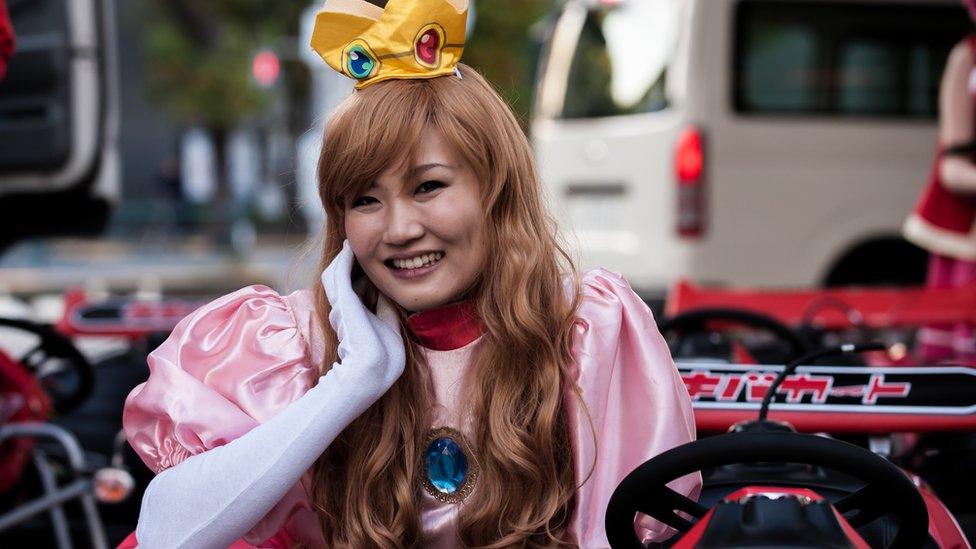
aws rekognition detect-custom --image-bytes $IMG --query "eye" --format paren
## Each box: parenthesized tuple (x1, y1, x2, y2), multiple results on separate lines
(416, 180, 445, 194)
(351, 195, 379, 208)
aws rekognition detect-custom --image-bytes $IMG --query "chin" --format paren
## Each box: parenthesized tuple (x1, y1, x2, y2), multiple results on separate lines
(372, 267, 478, 313)
(392, 292, 454, 313)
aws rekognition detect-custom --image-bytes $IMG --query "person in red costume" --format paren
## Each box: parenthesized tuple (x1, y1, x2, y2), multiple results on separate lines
(0, 0, 14, 81)
(904, 0, 976, 363)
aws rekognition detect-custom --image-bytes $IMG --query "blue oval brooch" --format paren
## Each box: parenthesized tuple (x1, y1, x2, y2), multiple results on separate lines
(422, 426, 479, 503)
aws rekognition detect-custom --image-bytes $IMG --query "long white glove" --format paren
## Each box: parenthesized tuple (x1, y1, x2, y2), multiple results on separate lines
(135, 241, 405, 549)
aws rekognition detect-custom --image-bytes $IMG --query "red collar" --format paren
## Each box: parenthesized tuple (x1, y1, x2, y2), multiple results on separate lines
(407, 300, 485, 351)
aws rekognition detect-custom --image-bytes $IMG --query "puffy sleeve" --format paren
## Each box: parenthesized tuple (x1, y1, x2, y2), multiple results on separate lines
(566, 269, 701, 547)
(122, 285, 322, 545)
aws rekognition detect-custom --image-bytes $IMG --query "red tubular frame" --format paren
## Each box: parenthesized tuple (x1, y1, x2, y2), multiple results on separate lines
(666, 279, 976, 330)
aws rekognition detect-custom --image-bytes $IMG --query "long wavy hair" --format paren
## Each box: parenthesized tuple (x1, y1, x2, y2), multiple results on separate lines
(309, 64, 584, 547)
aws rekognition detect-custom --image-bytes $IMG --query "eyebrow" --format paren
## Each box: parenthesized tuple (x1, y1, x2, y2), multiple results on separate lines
(407, 162, 454, 179)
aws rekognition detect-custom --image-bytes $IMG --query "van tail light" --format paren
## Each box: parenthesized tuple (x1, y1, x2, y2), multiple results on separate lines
(674, 126, 706, 238)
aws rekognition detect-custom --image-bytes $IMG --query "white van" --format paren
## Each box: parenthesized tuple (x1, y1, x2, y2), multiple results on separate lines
(532, 0, 969, 300)
(0, 0, 120, 252)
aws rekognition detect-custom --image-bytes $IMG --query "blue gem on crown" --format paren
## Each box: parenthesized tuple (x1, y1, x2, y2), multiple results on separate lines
(346, 44, 376, 79)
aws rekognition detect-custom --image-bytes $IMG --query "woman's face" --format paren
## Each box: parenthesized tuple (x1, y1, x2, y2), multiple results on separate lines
(344, 128, 487, 312)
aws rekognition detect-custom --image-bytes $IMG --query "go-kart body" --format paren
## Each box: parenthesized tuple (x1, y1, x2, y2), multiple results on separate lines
(673, 487, 872, 549)
(668, 360, 974, 548)
(681, 362, 976, 434)
(666, 279, 976, 334)
(637, 281, 976, 547)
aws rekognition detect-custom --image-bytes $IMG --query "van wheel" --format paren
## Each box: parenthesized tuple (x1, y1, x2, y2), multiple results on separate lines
(824, 238, 927, 287)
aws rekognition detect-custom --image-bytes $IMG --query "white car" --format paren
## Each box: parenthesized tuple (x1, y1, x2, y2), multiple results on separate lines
(533, 0, 968, 300)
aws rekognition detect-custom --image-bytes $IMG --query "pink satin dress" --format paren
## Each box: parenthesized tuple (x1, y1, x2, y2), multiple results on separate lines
(122, 269, 700, 548)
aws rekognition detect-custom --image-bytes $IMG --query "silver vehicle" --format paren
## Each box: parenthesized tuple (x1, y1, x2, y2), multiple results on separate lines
(533, 0, 968, 299)
(0, 0, 120, 252)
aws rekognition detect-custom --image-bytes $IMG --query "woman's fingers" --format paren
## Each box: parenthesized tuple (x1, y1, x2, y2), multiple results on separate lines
(320, 241, 354, 306)
(321, 241, 372, 342)
(321, 241, 404, 368)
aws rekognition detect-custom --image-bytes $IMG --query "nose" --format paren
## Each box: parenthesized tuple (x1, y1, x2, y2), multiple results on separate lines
(383, 200, 425, 246)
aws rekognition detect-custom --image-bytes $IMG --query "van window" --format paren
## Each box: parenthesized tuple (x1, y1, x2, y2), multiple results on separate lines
(734, 1, 969, 118)
(537, 0, 680, 119)
(0, 0, 72, 173)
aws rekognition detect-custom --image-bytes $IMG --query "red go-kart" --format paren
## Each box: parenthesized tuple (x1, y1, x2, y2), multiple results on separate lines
(607, 343, 973, 548)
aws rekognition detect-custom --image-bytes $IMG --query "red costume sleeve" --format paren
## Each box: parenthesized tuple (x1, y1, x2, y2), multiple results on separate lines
(0, 0, 15, 81)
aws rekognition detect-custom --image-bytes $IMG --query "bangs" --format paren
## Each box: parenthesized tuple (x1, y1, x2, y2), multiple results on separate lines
(318, 81, 435, 214)
(317, 65, 528, 231)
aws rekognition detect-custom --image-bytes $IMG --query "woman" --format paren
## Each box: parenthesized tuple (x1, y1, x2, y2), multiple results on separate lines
(904, 0, 976, 363)
(122, 1, 698, 547)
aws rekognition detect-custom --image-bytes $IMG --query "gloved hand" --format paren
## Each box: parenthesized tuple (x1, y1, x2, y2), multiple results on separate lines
(320, 240, 405, 397)
(133, 241, 407, 549)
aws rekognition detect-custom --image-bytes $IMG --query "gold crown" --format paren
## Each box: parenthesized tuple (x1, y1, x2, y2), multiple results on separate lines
(310, 0, 468, 90)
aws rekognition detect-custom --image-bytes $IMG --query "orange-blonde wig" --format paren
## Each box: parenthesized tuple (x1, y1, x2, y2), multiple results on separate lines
(310, 64, 583, 547)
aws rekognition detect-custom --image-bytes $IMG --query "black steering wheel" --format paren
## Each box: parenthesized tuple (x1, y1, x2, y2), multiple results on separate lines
(658, 307, 812, 363)
(605, 431, 928, 549)
(0, 317, 95, 415)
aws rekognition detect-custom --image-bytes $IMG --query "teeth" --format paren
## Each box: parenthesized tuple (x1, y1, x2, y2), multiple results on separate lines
(392, 252, 443, 270)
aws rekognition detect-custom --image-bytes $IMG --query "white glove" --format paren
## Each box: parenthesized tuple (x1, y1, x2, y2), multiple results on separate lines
(135, 241, 405, 549)
(320, 240, 405, 394)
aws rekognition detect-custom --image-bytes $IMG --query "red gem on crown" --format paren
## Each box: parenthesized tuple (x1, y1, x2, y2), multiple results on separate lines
(416, 28, 441, 66)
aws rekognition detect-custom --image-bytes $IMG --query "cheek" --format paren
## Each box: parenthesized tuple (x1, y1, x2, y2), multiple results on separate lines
(344, 215, 381, 257)
(432, 201, 487, 273)
(462, 209, 488, 261)
(427, 194, 484, 245)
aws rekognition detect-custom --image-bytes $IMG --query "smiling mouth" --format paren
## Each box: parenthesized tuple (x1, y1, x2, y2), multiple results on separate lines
(386, 252, 445, 271)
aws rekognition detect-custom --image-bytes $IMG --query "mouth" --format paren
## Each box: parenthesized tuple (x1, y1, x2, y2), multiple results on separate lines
(385, 252, 445, 277)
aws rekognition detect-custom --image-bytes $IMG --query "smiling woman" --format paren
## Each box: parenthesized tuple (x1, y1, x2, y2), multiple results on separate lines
(119, 1, 699, 548)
